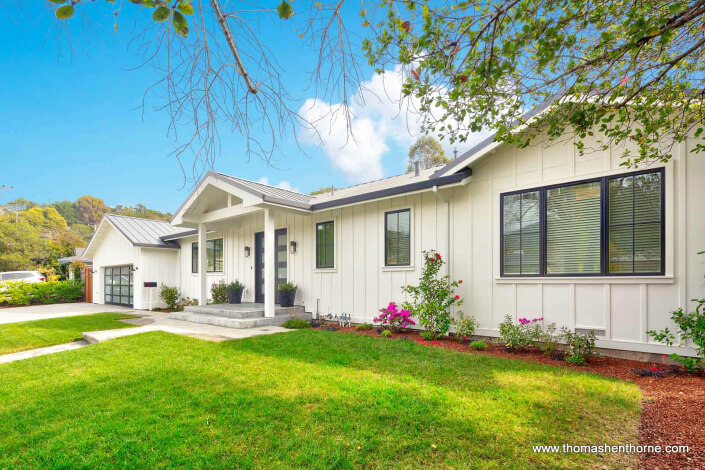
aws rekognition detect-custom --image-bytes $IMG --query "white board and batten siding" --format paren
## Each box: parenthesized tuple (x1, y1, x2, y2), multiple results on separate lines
(460, 133, 705, 354)
(90, 224, 139, 307)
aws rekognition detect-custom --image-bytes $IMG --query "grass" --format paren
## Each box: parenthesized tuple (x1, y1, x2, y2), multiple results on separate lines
(0, 313, 138, 355)
(0, 330, 641, 469)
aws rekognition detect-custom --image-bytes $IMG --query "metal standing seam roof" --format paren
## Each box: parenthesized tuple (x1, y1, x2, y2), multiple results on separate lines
(105, 214, 194, 248)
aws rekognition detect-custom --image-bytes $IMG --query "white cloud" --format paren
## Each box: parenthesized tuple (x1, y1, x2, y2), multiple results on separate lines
(257, 177, 301, 193)
(299, 66, 493, 183)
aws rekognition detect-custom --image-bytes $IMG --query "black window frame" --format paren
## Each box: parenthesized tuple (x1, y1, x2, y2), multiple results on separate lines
(315, 220, 335, 269)
(384, 208, 412, 267)
(191, 238, 224, 273)
(500, 168, 665, 277)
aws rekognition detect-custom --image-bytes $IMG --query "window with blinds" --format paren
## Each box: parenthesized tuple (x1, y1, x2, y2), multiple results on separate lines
(546, 181, 602, 274)
(385, 209, 411, 266)
(608, 171, 663, 274)
(502, 191, 540, 275)
(316, 221, 335, 269)
(500, 168, 664, 277)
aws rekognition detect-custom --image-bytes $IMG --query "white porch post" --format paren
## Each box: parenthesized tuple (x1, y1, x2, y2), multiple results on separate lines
(264, 208, 276, 318)
(198, 223, 208, 306)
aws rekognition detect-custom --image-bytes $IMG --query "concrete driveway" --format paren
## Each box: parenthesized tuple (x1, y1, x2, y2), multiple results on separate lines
(0, 302, 136, 324)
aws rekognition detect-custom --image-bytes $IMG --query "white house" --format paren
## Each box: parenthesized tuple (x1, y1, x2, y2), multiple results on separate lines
(83, 129, 705, 358)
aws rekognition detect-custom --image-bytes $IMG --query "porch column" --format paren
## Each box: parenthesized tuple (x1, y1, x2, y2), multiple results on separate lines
(264, 208, 275, 318)
(198, 223, 208, 306)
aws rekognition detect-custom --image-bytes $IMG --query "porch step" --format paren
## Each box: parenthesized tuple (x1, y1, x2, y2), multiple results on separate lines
(168, 305, 309, 329)
(182, 305, 266, 319)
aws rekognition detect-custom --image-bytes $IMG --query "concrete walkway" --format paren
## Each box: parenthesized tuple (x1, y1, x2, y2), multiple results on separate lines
(0, 302, 135, 324)
(83, 310, 293, 343)
(0, 341, 88, 365)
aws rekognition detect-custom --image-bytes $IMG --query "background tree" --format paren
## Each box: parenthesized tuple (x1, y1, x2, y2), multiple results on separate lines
(51, 200, 81, 226)
(406, 136, 450, 172)
(75, 195, 107, 227)
(309, 186, 336, 196)
(364, 0, 705, 166)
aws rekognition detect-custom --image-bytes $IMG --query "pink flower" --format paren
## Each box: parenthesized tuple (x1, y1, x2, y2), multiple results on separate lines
(459, 280, 463, 284)
(431, 341, 439, 345)
(649, 366, 659, 372)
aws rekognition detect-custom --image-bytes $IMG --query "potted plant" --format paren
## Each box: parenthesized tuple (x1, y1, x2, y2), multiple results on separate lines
(277, 282, 297, 307)
(226, 280, 245, 304)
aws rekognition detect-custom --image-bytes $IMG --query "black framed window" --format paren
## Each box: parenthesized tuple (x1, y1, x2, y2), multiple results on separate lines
(385, 209, 411, 266)
(192, 238, 224, 273)
(316, 221, 335, 269)
(500, 168, 664, 277)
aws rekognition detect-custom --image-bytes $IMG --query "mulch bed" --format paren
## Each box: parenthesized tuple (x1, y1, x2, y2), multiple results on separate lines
(317, 325, 704, 470)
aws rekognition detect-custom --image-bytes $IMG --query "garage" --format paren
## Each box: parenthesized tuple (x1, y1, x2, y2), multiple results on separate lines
(104, 265, 133, 307)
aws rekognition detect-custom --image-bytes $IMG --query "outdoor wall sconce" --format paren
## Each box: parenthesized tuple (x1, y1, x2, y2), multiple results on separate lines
(290, 241, 297, 254)
(130, 266, 139, 271)
(244, 246, 251, 257)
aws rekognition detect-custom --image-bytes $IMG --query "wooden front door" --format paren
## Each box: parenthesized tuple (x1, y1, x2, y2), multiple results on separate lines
(254, 228, 288, 304)
(84, 266, 93, 303)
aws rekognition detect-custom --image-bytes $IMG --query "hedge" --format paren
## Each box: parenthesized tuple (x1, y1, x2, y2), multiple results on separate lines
(0, 280, 85, 306)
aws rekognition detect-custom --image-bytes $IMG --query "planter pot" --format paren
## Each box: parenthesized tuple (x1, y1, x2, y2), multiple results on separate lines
(226, 288, 243, 304)
(279, 289, 296, 307)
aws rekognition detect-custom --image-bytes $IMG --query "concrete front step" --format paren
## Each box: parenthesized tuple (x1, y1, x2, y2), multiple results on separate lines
(168, 310, 310, 329)
(183, 305, 266, 319)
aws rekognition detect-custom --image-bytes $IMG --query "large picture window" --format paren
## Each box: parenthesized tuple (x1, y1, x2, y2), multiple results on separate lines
(316, 221, 335, 269)
(385, 209, 411, 266)
(500, 168, 664, 277)
(192, 238, 224, 273)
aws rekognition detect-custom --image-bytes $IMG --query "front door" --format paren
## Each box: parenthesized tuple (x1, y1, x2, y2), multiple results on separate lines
(254, 228, 288, 304)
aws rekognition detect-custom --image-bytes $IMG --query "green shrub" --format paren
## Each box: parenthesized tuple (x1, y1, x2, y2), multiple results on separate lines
(210, 280, 227, 304)
(647, 297, 705, 373)
(159, 284, 180, 310)
(419, 331, 434, 341)
(227, 280, 245, 290)
(402, 250, 464, 339)
(282, 318, 311, 329)
(536, 322, 559, 356)
(355, 323, 373, 331)
(565, 354, 588, 366)
(452, 312, 477, 342)
(469, 340, 488, 351)
(560, 328, 598, 365)
(0, 280, 84, 306)
(380, 329, 392, 338)
(277, 282, 297, 292)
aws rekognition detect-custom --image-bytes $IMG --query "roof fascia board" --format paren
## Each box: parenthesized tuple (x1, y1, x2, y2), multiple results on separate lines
(81, 218, 109, 259)
(311, 169, 472, 211)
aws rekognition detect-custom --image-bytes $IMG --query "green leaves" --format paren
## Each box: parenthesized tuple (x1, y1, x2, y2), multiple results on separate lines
(177, 1, 194, 15)
(152, 6, 170, 22)
(172, 10, 188, 37)
(277, 0, 293, 19)
(55, 4, 74, 20)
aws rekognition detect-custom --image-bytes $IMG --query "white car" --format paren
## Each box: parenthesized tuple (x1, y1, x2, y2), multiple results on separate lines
(0, 271, 46, 283)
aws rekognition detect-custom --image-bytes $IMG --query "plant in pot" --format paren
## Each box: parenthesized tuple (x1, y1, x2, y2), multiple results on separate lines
(226, 280, 245, 304)
(277, 282, 297, 307)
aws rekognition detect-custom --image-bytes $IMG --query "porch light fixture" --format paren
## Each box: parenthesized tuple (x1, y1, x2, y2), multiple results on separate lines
(244, 246, 251, 257)
(289, 241, 297, 254)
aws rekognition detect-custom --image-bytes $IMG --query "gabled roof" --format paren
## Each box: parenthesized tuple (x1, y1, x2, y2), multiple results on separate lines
(215, 173, 313, 207)
(103, 214, 192, 248)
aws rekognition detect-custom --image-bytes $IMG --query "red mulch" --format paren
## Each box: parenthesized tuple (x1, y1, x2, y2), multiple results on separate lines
(316, 325, 705, 470)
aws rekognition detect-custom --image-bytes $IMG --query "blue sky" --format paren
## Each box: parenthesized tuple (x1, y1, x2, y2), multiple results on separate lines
(0, 3, 481, 213)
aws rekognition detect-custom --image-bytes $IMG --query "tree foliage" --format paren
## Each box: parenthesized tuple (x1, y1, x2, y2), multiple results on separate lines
(75, 195, 107, 227)
(363, 0, 705, 166)
(406, 136, 450, 172)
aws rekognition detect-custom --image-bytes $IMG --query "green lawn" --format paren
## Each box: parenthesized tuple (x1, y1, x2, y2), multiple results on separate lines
(0, 313, 138, 355)
(0, 330, 640, 469)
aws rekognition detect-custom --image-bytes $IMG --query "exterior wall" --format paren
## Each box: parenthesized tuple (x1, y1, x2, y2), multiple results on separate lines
(457, 133, 704, 355)
(137, 247, 180, 309)
(91, 224, 139, 306)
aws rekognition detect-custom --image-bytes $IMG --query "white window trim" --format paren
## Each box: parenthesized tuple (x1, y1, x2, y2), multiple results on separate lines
(380, 203, 415, 271)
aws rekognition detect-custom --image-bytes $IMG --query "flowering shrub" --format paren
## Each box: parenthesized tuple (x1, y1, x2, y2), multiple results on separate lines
(498, 315, 543, 352)
(452, 311, 478, 342)
(402, 250, 463, 339)
(374, 302, 415, 333)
